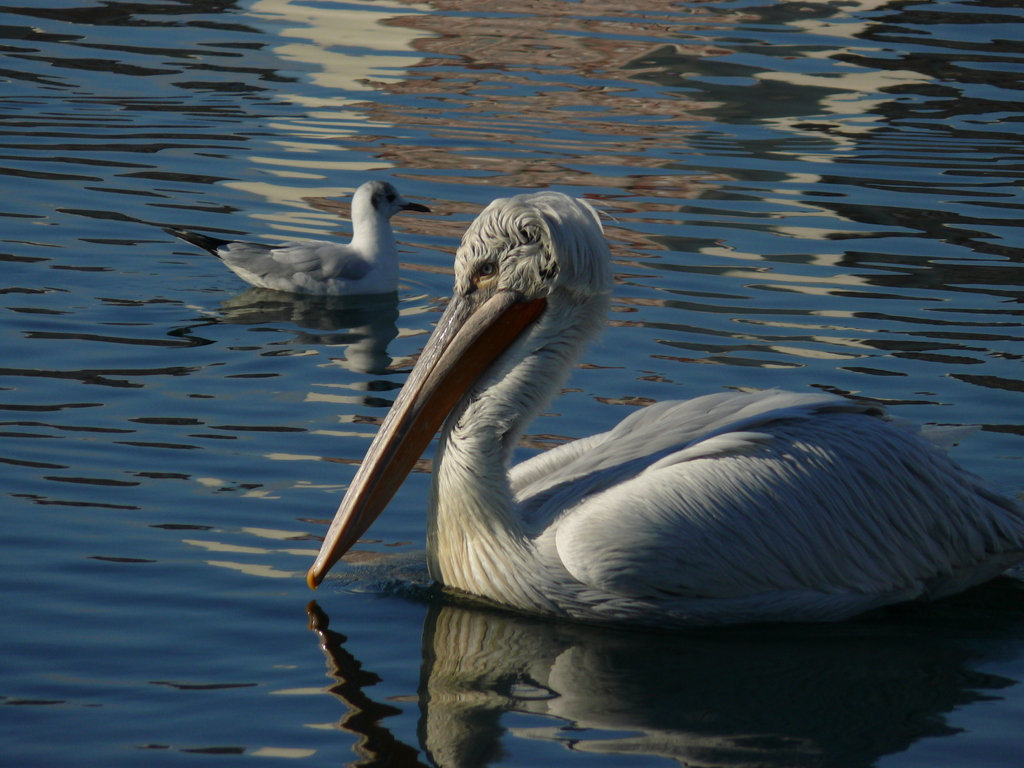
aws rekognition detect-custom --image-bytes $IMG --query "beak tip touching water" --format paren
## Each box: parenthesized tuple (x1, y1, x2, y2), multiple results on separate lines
(306, 566, 323, 590)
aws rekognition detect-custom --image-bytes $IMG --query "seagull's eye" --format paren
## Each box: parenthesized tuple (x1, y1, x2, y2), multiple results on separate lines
(386, 193, 396, 202)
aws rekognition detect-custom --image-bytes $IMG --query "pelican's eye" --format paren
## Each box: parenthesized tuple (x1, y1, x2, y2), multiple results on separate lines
(473, 261, 498, 288)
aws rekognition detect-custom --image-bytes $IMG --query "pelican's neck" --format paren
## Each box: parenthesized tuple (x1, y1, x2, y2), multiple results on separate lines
(426, 290, 609, 609)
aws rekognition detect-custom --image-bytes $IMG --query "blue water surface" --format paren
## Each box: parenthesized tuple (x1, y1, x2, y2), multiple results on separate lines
(2, 0, 1024, 766)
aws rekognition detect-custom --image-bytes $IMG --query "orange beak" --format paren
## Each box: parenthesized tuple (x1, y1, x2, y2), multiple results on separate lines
(307, 290, 546, 589)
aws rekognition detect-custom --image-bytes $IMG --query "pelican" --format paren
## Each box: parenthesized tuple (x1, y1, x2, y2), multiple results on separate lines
(307, 190, 1024, 626)
(165, 180, 429, 295)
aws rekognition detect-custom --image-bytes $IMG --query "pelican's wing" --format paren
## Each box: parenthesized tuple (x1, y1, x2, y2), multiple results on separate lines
(514, 391, 873, 527)
(530, 392, 1024, 604)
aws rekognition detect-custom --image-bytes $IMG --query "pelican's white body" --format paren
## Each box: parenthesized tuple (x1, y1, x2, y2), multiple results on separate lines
(434, 385, 1024, 625)
(315, 191, 1024, 626)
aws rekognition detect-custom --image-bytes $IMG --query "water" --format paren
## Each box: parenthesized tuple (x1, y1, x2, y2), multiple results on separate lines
(3, 0, 1024, 765)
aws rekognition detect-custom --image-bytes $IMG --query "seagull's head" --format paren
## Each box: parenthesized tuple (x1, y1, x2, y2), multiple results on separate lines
(354, 180, 430, 221)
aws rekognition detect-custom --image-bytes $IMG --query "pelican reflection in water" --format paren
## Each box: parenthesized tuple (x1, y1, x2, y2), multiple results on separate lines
(308, 191, 1024, 627)
(307, 593, 1024, 768)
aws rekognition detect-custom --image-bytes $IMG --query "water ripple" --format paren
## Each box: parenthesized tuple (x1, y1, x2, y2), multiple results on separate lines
(2, 0, 1024, 766)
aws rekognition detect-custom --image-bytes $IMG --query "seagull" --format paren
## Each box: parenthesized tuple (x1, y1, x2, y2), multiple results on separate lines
(165, 180, 429, 296)
(306, 190, 1024, 627)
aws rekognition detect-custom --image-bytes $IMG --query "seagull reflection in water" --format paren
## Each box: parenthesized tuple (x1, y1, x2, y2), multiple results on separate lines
(217, 288, 402, 376)
(306, 578, 1024, 768)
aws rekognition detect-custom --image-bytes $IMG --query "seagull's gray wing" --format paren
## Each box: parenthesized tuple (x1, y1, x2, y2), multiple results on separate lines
(212, 240, 371, 282)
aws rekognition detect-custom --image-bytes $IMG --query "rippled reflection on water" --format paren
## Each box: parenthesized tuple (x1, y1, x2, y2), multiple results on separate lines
(310, 590, 1024, 768)
(2, 0, 1024, 766)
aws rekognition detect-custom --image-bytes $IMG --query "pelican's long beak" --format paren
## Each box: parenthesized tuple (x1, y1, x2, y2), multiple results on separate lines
(307, 290, 546, 588)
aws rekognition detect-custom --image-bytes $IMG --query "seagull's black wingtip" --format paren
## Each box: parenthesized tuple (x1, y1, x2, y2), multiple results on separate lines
(164, 227, 233, 258)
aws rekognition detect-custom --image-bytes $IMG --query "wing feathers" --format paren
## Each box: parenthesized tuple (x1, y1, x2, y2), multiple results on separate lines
(549, 406, 1024, 602)
(516, 390, 877, 526)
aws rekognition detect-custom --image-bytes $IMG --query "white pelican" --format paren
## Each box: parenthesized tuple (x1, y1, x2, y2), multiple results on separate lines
(165, 180, 429, 295)
(307, 190, 1024, 626)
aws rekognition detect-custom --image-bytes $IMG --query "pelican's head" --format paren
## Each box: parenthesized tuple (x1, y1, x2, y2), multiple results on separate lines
(307, 191, 612, 588)
(452, 190, 612, 304)
(352, 180, 430, 221)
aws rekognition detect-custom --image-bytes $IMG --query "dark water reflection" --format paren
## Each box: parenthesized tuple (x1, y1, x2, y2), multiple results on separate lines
(309, 578, 1024, 768)
(3, 0, 1024, 765)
